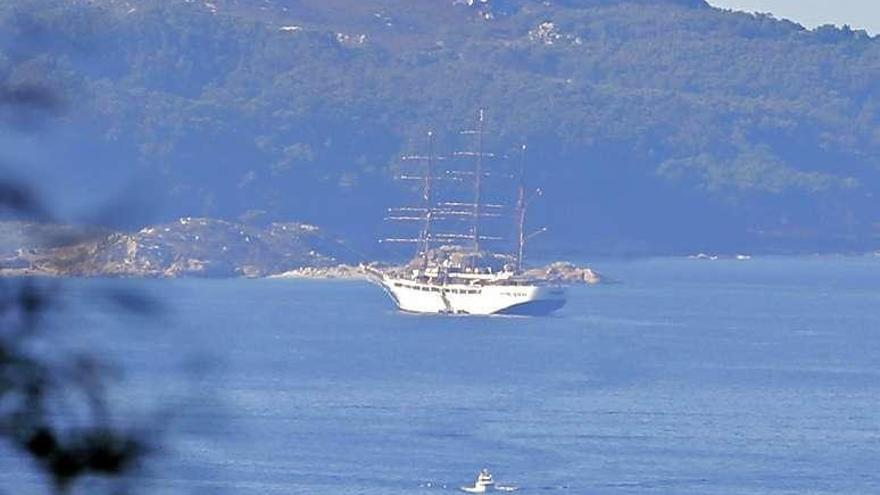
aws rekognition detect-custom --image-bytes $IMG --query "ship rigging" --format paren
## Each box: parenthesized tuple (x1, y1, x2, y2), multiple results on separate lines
(369, 109, 566, 316)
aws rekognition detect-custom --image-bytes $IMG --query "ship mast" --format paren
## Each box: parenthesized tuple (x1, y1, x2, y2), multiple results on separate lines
(421, 131, 435, 268)
(456, 109, 493, 261)
(384, 130, 440, 268)
(385, 111, 506, 267)
(514, 143, 546, 274)
(472, 109, 485, 254)
(516, 144, 527, 273)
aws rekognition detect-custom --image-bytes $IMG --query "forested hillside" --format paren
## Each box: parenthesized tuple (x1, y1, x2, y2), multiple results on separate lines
(1, 0, 879, 255)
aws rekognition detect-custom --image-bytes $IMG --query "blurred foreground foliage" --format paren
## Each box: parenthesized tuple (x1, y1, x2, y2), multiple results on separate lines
(1, 63, 152, 494)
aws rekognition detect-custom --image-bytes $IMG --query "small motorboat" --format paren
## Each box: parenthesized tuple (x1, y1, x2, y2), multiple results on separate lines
(460, 469, 495, 493)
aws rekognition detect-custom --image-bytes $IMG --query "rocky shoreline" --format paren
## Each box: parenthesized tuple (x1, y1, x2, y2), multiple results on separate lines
(0, 220, 605, 285)
(268, 264, 368, 280)
(2, 260, 605, 285)
(268, 262, 604, 285)
(522, 262, 603, 285)
(0, 218, 357, 278)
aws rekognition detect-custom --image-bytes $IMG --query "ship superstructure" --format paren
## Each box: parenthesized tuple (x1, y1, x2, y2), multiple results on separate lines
(370, 110, 566, 316)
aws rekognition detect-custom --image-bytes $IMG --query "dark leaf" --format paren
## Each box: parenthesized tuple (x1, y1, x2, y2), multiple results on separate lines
(0, 181, 48, 220)
(0, 84, 61, 112)
(50, 449, 86, 487)
(103, 288, 162, 316)
(25, 427, 57, 460)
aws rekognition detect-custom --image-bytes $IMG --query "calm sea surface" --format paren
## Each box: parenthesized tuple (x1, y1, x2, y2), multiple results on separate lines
(2, 256, 879, 494)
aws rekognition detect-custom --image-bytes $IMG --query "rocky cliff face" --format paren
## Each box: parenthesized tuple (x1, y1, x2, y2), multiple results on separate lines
(523, 261, 603, 284)
(0, 218, 358, 278)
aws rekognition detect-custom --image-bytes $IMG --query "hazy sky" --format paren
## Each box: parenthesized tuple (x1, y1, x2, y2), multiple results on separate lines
(707, 0, 880, 35)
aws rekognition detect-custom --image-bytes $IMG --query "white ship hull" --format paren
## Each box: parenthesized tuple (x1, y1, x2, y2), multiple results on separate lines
(377, 276, 566, 316)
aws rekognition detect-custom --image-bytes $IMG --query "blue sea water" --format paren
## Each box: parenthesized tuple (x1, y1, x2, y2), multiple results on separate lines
(1, 256, 879, 494)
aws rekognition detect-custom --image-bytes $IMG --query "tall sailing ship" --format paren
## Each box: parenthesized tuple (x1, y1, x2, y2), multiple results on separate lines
(367, 110, 566, 316)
